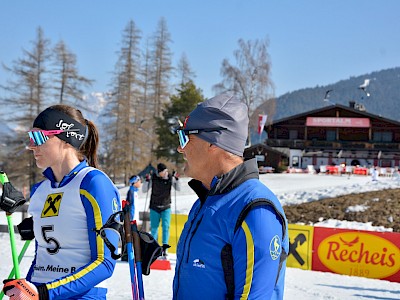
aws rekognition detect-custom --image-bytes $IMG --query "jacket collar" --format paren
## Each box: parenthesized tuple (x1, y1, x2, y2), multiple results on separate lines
(188, 158, 259, 204)
(43, 160, 89, 188)
(130, 186, 139, 192)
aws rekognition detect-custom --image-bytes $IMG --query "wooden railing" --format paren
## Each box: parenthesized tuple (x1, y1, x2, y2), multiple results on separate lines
(266, 139, 400, 150)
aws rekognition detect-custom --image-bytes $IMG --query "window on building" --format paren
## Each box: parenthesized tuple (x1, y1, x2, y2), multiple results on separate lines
(289, 130, 298, 140)
(373, 131, 393, 142)
(326, 130, 336, 141)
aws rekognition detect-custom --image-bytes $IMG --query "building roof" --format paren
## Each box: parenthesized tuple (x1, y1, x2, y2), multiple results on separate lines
(268, 103, 400, 127)
(244, 143, 288, 157)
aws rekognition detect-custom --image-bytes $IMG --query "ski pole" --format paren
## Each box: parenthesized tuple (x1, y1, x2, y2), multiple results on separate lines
(0, 240, 31, 300)
(143, 179, 149, 213)
(174, 184, 178, 247)
(6, 213, 20, 278)
(123, 205, 139, 300)
(7, 240, 31, 279)
(142, 178, 150, 232)
(131, 221, 145, 300)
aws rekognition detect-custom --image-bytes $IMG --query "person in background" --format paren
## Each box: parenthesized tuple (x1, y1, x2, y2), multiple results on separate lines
(173, 92, 289, 299)
(142, 163, 180, 255)
(2, 105, 121, 300)
(371, 166, 379, 181)
(126, 175, 142, 221)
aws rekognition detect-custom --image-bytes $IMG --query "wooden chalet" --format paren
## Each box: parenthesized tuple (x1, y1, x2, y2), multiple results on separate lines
(264, 102, 400, 170)
(243, 143, 288, 172)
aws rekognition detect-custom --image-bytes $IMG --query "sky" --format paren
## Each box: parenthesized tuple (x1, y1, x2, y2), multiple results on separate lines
(1, 173, 400, 299)
(1, 0, 400, 100)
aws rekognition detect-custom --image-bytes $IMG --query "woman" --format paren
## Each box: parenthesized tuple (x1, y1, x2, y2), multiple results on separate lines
(3, 105, 121, 299)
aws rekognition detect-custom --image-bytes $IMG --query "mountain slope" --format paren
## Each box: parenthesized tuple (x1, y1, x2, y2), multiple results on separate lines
(256, 67, 400, 122)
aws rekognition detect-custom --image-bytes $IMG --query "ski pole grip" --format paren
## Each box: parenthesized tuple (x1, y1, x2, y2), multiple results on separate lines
(0, 171, 9, 185)
(132, 221, 142, 262)
(123, 211, 132, 243)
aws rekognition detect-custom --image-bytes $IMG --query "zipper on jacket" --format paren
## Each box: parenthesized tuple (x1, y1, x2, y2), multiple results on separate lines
(174, 204, 203, 296)
(185, 215, 204, 263)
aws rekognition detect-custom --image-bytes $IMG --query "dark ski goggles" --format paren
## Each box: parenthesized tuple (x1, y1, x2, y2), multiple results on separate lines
(28, 129, 80, 147)
(176, 127, 227, 149)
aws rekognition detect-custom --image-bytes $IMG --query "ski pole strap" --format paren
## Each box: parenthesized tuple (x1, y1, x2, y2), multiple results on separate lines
(94, 211, 124, 260)
(0, 171, 9, 184)
(0, 171, 27, 214)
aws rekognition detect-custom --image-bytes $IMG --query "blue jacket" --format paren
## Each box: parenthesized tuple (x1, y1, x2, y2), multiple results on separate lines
(27, 161, 121, 299)
(173, 159, 289, 299)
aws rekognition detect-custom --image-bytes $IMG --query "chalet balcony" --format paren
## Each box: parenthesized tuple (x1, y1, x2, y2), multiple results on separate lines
(266, 139, 400, 151)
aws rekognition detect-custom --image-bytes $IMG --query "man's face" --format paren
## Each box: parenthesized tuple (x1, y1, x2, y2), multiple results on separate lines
(178, 135, 210, 180)
(159, 169, 168, 179)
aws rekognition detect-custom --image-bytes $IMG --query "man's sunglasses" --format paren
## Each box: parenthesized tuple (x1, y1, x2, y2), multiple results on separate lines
(176, 127, 227, 149)
(28, 129, 79, 147)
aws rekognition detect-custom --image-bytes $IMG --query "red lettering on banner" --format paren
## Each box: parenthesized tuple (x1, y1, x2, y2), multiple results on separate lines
(326, 241, 395, 266)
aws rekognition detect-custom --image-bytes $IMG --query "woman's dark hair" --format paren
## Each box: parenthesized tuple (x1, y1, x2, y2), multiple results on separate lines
(48, 104, 99, 168)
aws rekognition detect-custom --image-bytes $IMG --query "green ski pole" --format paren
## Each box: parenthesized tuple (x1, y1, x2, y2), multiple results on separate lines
(0, 172, 22, 280)
(0, 240, 31, 300)
(6, 213, 21, 278)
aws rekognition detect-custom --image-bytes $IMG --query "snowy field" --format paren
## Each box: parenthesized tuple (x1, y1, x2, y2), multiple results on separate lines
(1, 173, 400, 299)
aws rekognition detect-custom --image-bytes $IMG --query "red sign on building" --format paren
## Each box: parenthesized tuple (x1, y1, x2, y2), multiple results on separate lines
(306, 117, 370, 128)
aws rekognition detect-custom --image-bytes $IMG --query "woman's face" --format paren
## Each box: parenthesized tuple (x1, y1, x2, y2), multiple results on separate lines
(133, 179, 142, 188)
(29, 135, 67, 169)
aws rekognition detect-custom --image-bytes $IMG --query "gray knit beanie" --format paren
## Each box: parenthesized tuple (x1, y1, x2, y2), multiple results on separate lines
(183, 92, 249, 156)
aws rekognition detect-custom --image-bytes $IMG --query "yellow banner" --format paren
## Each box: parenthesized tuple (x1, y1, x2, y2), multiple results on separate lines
(287, 224, 314, 270)
(157, 214, 188, 253)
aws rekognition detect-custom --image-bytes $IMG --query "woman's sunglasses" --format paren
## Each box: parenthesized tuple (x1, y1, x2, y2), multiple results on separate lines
(28, 129, 79, 147)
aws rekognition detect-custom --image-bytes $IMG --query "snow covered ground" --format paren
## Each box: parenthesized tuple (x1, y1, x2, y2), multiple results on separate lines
(1, 173, 400, 299)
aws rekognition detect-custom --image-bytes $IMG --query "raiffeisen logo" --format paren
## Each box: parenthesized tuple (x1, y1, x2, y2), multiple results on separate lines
(318, 232, 400, 279)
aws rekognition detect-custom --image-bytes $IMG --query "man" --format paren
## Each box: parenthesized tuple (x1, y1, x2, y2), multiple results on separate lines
(142, 163, 180, 254)
(173, 92, 289, 299)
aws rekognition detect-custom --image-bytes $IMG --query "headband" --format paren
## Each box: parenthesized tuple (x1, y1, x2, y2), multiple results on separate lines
(33, 107, 88, 149)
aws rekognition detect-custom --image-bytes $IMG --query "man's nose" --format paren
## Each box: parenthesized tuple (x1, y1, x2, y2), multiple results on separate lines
(177, 145, 184, 153)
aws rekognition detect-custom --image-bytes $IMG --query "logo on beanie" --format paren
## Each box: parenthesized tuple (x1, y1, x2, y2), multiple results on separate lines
(56, 119, 85, 141)
(183, 116, 189, 129)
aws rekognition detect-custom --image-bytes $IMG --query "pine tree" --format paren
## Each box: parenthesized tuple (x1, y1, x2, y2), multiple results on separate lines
(52, 40, 93, 110)
(104, 20, 142, 183)
(176, 52, 196, 86)
(0, 27, 52, 189)
(149, 17, 174, 119)
(132, 17, 174, 169)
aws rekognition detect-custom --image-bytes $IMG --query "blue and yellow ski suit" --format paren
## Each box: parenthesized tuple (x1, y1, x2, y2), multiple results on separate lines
(173, 159, 289, 299)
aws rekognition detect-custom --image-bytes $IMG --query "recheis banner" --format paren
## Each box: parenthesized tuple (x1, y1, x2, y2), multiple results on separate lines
(287, 224, 400, 282)
(312, 227, 400, 282)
